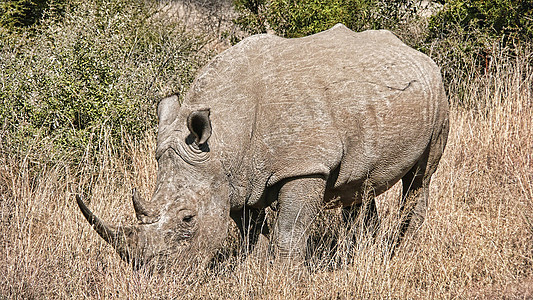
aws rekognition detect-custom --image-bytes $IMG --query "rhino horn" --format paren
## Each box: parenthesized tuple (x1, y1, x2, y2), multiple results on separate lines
(132, 188, 159, 224)
(76, 195, 140, 264)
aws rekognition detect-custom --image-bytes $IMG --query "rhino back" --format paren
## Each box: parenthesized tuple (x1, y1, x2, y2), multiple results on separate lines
(182, 24, 447, 208)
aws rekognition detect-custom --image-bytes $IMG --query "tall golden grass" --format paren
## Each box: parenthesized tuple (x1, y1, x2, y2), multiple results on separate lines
(1, 46, 532, 298)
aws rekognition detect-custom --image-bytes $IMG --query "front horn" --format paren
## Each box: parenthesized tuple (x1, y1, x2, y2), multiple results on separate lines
(76, 195, 140, 264)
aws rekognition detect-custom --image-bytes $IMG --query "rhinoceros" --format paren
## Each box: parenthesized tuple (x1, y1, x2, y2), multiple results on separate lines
(77, 24, 449, 269)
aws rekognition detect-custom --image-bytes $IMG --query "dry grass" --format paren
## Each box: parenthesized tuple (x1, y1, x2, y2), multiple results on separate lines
(1, 48, 532, 299)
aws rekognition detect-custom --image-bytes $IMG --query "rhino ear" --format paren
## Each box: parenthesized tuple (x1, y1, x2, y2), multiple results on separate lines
(158, 95, 180, 131)
(187, 109, 211, 145)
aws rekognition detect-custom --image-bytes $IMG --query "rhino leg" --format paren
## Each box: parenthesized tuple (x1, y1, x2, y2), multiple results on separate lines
(399, 117, 448, 240)
(273, 176, 325, 262)
(231, 207, 266, 255)
(400, 165, 429, 239)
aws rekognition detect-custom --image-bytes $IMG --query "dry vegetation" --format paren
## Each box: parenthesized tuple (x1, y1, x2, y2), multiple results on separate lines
(1, 2, 533, 296)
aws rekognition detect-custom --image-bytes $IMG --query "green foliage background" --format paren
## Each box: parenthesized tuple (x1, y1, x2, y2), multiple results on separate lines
(0, 0, 210, 164)
(233, 0, 420, 38)
(429, 0, 533, 42)
(233, 0, 533, 42)
(1, 0, 49, 28)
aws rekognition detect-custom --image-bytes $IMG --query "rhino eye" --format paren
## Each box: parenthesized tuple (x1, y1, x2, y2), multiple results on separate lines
(182, 215, 195, 223)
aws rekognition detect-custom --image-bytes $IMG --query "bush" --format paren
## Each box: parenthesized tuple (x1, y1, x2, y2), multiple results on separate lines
(428, 0, 533, 43)
(424, 0, 533, 107)
(0, 0, 210, 164)
(233, 0, 420, 38)
(0, 0, 66, 30)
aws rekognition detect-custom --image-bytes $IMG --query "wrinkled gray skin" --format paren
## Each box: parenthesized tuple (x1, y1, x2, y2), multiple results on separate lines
(77, 24, 449, 270)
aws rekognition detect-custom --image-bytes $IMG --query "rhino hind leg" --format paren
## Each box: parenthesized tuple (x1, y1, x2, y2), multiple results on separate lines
(399, 164, 429, 240)
(399, 117, 449, 241)
(273, 176, 325, 263)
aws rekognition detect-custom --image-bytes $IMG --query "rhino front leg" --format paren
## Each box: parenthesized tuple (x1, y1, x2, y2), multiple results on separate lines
(231, 207, 266, 255)
(273, 176, 325, 262)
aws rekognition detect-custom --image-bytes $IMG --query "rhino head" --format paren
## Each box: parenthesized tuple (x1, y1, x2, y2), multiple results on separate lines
(77, 95, 230, 270)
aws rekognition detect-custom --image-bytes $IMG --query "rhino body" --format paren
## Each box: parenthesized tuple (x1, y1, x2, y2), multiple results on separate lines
(77, 24, 449, 268)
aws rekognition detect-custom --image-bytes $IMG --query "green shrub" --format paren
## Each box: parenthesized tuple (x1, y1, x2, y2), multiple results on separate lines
(429, 0, 533, 42)
(0, 0, 66, 30)
(232, 0, 420, 39)
(424, 0, 533, 107)
(0, 0, 47, 28)
(0, 0, 210, 164)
